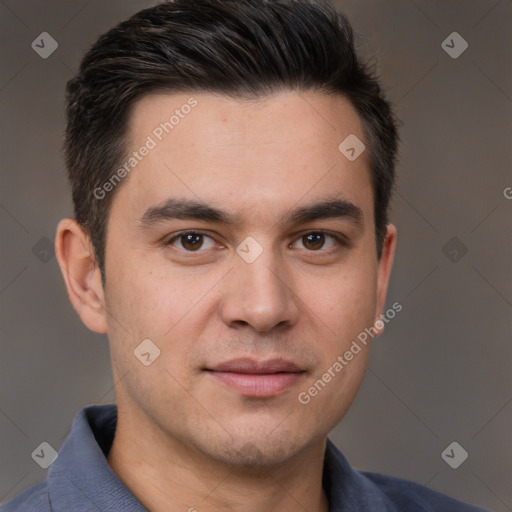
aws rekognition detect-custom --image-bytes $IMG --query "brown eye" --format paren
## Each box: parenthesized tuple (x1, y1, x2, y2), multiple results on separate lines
(181, 233, 203, 251)
(167, 232, 216, 252)
(302, 232, 326, 250)
(290, 231, 345, 253)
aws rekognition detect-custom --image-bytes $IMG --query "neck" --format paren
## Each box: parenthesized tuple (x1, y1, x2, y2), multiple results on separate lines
(107, 403, 330, 512)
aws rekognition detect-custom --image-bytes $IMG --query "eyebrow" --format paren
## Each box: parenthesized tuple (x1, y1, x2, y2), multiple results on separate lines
(138, 197, 363, 230)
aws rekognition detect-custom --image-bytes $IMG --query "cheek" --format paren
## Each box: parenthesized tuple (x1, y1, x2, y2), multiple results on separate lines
(296, 267, 377, 425)
(107, 263, 194, 334)
(104, 260, 222, 380)
(103, 266, 199, 402)
(307, 263, 378, 343)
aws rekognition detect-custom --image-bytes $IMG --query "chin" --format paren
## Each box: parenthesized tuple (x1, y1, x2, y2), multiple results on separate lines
(197, 426, 315, 469)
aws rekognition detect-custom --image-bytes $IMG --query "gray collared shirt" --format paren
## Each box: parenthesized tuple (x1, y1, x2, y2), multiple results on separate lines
(2, 404, 490, 511)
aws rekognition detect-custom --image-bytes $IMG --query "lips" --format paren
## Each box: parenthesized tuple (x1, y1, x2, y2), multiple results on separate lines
(205, 358, 305, 397)
(207, 358, 303, 374)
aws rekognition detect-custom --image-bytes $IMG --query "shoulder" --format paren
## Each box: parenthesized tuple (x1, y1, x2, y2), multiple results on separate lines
(360, 470, 490, 512)
(1, 481, 51, 512)
(324, 439, 489, 511)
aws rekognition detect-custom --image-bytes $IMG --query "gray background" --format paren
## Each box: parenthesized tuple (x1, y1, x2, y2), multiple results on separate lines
(1, 0, 510, 510)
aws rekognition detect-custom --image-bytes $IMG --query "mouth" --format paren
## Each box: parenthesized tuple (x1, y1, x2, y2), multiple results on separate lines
(204, 358, 306, 398)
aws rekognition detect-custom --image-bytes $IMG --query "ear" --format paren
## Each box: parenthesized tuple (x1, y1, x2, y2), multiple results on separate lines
(55, 219, 108, 334)
(374, 223, 397, 334)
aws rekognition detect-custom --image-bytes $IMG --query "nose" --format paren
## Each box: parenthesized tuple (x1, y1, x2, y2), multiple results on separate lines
(219, 244, 300, 333)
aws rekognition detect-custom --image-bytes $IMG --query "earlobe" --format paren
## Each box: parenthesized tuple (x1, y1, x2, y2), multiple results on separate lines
(374, 223, 397, 335)
(55, 219, 108, 334)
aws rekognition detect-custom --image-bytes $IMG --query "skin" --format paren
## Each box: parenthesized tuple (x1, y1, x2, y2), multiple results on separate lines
(56, 90, 396, 512)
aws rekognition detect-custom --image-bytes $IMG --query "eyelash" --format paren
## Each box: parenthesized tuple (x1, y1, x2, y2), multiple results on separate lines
(165, 230, 348, 255)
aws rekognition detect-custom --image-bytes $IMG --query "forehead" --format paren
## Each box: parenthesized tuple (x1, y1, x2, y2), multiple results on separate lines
(114, 90, 373, 225)
(128, 90, 366, 152)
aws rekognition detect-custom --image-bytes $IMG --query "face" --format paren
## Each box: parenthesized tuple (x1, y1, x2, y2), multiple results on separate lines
(70, 90, 395, 467)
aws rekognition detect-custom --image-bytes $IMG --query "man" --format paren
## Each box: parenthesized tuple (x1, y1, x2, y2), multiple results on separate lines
(2, 0, 489, 511)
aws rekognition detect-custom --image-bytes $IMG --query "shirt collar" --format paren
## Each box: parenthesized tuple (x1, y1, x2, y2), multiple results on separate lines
(48, 404, 147, 511)
(47, 403, 391, 512)
(323, 437, 392, 511)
